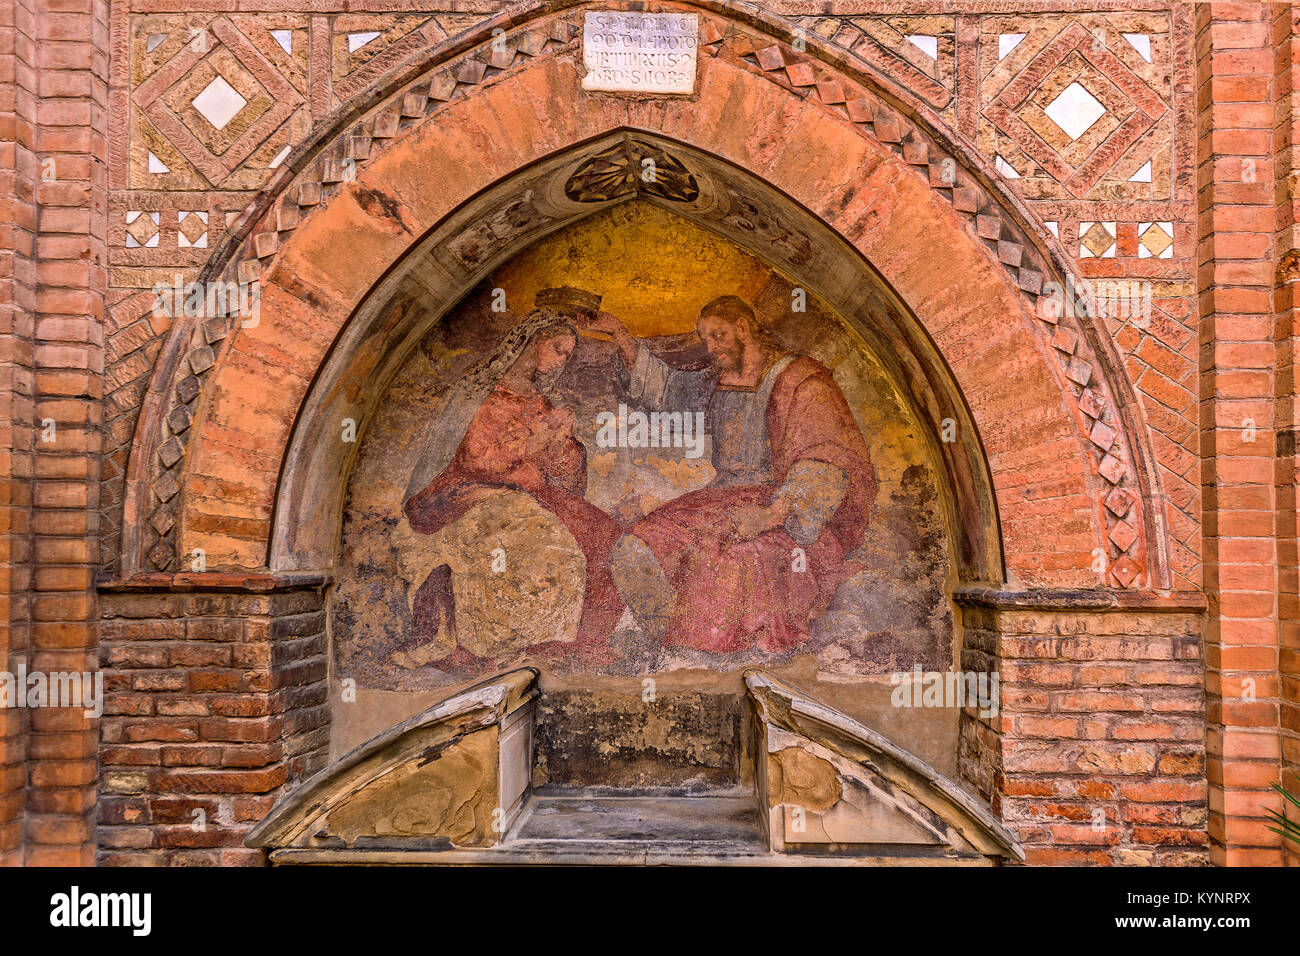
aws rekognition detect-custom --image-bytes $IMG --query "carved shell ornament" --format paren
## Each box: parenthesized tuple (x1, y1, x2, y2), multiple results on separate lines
(565, 136, 701, 204)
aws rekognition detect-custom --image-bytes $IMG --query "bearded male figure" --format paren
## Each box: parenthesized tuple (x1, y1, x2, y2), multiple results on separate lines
(586, 295, 878, 654)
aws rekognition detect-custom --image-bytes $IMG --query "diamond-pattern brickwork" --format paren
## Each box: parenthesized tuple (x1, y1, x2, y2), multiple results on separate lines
(106, 2, 1198, 594)
(740, 6, 1194, 591)
(124, 12, 1146, 602)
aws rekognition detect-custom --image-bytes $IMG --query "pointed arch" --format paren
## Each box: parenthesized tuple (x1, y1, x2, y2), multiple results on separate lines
(117, 0, 1170, 593)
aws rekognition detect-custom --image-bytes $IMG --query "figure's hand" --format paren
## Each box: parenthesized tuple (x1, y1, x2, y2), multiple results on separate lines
(584, 311, 625, 336)
(732, 504, 779, 542)
(550, 406, 576, 433)
(585, 311, 639, 369)
(509, 460, 547, 494)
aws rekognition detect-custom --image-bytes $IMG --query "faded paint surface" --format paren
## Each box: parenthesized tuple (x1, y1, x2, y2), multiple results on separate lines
(324, 729, 499, 848)
(533, 690, 744, 790)
(332, 204, 957, 766)
(332, 673, 963, 778)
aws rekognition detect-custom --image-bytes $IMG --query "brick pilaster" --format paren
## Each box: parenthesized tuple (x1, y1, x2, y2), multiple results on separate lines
(0, 0, 39, 867)
(24, 0, 110, 865)
(1272, 0, 1300, 866)
(97, 576, 330, 865)
(958, 590, 1207, 865)
(1196, 0, 1286, 866)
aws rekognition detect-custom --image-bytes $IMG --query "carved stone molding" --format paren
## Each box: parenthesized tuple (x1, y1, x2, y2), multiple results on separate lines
(125, 1, 1165, 591)
(746, 670, 1023, 863)
(247, 668, 538, 853)
(564, 135, 701, 203)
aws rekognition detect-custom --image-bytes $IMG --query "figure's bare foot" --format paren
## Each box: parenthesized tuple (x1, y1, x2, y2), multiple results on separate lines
(609, 534, 676, 645)
(575, 643, 616, 669)
(428, 645, 488, 673)
(521, 639, 576, 659)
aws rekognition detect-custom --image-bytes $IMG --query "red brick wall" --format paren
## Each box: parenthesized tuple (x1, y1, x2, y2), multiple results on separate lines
(143, 2, 1209, 866)
(23, 0, 110, 866)
(0, 0, 1295, 866)
(0, 0, 39, 866)
(97, 576, 328, 865)
(957, 592, 1207, 865)
(1272, 0, 1300, 867)
(0, 0, 109, 866)
(90, 0, 1243, 867)
(1195, 0, 1290, 866)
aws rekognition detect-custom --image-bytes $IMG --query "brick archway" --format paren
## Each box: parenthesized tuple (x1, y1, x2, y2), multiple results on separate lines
(118, 0, 1170, 595)
(268, 128, 1017, 585)
(83, 0, 1233, 868)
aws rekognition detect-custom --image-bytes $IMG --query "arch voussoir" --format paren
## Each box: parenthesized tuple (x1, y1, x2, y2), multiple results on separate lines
(119, 0, 1167, 600)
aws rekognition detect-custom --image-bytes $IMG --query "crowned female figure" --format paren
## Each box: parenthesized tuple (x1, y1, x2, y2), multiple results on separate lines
(396, 295, 625, 668)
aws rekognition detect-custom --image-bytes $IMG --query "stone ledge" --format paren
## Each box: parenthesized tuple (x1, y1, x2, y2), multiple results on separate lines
(952, 585, 1207, 612)
(97, 571, 332, 593)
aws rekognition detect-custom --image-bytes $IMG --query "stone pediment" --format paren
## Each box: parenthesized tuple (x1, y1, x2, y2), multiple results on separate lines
(745, 671, 1024, 863)
(246, 668, 538, 852)
(248, 667, 1021, 865)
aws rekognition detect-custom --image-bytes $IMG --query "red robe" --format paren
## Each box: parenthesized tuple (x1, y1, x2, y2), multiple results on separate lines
(629, 357, 877, 653)
(403, 385, 625, 653)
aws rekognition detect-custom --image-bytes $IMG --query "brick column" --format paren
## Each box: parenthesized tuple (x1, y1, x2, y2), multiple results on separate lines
(1195, 0, 1286, 866)
(97, 575, 330, 865)
(1272, 0, 1300, 866)
(0, 0, 39, 866)
(957, 589, 1207, 866)
(24, 0, 109, 865)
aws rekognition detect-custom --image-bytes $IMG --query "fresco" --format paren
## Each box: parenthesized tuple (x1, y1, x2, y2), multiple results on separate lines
(334, 203, 956, 690)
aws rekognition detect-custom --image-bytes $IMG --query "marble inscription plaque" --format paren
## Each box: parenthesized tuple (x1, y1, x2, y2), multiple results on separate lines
(582, 12, 698, 94)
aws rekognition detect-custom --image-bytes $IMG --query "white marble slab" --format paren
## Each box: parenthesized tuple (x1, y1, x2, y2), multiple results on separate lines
(582, 11, 699, 94)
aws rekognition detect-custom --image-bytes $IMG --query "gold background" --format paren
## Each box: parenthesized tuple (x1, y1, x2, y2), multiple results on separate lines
(491, 202, 773, 337)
